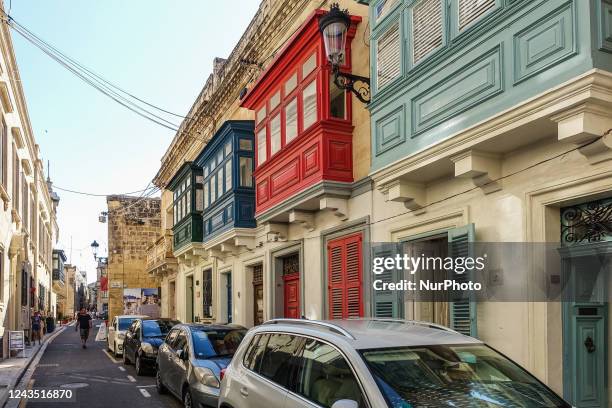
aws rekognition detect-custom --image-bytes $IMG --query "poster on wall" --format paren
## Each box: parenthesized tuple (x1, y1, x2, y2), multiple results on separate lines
(123, 288, 160, 318)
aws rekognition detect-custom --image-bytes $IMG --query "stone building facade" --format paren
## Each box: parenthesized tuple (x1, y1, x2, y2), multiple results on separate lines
(107, 195, 161, 322)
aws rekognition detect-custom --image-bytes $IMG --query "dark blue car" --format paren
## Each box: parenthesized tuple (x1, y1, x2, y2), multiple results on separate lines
(156, 324, 246, 408)
(123, 318, 181, 375)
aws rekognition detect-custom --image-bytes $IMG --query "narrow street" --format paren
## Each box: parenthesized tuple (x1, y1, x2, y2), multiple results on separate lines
(22, 321, 181, 408)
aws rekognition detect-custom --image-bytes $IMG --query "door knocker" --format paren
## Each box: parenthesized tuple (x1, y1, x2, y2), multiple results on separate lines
(584, 336, 596, 353)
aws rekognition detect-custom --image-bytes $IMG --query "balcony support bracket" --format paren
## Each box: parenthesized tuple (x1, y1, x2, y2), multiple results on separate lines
(289, 210, 315, 231)
(383, 180, 426, 213)
(451, 150, 502, 194)
(319, 197, 348, 221)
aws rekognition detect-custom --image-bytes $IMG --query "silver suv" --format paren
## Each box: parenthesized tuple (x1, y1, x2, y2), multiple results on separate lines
(218, 319, 570, 408)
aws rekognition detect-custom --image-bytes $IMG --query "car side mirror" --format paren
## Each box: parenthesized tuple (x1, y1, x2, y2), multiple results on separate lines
(331, 400, 359, 408)
(176, 349, 187, 360)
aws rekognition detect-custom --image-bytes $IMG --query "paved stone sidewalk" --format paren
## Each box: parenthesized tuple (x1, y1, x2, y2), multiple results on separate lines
(0, 323, 70, 407)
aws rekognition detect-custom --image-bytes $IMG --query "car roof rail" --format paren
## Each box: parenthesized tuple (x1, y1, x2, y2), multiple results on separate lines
(348, 318, 462, 335)
(262, 319, 356, 340)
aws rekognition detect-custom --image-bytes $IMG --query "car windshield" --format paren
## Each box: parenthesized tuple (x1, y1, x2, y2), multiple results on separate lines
(361, 345, 570, 408)
(191, 329, 246, 359)
(142, 320, 179, 337)
(118, 318, 136, 331)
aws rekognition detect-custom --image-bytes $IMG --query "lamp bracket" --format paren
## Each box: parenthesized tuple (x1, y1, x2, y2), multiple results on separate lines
(333, 66, 370, 104)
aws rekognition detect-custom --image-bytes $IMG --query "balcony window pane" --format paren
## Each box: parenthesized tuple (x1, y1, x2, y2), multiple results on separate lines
(225, 141, 232, 157)
(302, 80, 317, 130)
(217, 171, 224, 195)
(239, 138, 253, 150)
(329, 74, 345, 119)
(204, 182, 209, 209)
(204, 166, 209, 178)
(412, 0, 443, 63)
(186, 177, 191, 187)
(186, 190, 191, 213)
(196, 187, 203, 211)
(211, 175, 217, 203)
(225, 159, 232, 191)
(257, 128, 267, 165)
(217, 150, 223, 167)
(285, 98, 298, 144)
(375, 0, 399, 22)
(256, 106, 266, 124)
(302, 52, 317, 78)
(195, 175, 204, 184)
(376, 22, 401, 88)
(270, 91, 281, 110)
(270, 114, 281, 155)
(285, 73, 298, 94)
(459, 0, 495, 30)
(240, 157, 253, 187)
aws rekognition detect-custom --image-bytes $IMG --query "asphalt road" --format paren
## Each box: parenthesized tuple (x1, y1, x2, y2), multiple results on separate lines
(23, 320, 182, 408)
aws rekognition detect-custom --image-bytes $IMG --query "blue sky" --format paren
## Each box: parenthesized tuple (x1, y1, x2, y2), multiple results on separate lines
(10, 1, 260, 282)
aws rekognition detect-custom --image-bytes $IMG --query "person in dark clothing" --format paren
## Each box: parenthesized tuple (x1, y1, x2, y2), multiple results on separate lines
(75, 308, 92, 349)
(31, 311, 43, 345)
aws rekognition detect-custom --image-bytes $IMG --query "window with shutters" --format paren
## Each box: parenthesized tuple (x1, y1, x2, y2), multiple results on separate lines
(202, 268, 212, 318)
(374, 0, 400, 23)
(376, 21, 401, 90)
(448, 224, 477, 337)
(458, 0, 496, 31)
(412, 0, 444, 64)
(328, 233, 364, 319)
(12, 145, 18, 212)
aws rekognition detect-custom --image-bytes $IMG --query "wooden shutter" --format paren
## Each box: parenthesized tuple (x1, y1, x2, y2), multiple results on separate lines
(373, 243, 403, 318)
(448, 224, 477, 337)
(412, 0, 443, 63)
(328, 233, 364, 319)
(459, 0, 495, 30)
(376, 22, 401, 89)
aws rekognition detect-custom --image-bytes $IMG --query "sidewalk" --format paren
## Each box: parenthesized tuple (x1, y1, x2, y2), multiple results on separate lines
(0, 323, 70, 407)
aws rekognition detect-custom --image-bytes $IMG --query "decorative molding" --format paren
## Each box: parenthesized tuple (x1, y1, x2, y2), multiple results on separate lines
(513, 1, 576, 84)
(0, 81, 13, 113)
(0, 184, 9, 211)
(11, 127, 24, 149)
(598, 0, 612, 53)
(451, 150, 502, 193)
(375, 104, 405, 156)
(262, 222, 288, 244)
(412, 46, 503, 136)
(371, 70, 612, 188)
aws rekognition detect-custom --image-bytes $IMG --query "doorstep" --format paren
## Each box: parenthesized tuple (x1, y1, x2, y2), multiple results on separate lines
(0, 323, 70, 407)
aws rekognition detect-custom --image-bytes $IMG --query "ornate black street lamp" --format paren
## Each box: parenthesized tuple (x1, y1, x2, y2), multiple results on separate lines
(319, 3, 371, 104)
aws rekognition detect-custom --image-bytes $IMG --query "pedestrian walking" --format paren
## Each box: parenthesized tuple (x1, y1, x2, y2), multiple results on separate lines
(31, 311, 43, 345)
(75, 307, 93, 349)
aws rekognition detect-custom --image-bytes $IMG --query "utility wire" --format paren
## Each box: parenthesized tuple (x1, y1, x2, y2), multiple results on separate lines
(52, 185, 157, 197)
(6, 18, 181, 131)
(3, 12, 193, 122)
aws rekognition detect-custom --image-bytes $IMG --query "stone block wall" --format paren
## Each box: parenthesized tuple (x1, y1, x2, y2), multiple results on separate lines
(106, 195, 161, 321)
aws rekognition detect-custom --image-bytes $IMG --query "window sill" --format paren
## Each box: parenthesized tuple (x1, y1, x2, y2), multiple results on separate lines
(0, 184, 9, 211)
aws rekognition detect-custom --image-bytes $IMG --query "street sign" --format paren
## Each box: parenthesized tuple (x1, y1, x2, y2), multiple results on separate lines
(110, 281, 122, 288)
(8, 331, 25, 356)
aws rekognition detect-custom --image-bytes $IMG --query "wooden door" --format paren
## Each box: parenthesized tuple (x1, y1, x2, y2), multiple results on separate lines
(283, 273, 300, 319)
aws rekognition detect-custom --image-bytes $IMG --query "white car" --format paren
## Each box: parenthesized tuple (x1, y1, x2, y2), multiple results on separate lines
(107, 315, 147, 357)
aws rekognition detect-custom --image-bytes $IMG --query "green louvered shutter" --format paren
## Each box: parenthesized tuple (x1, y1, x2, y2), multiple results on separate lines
(448, 224, 477, 337)
(372, 243, 403, 318)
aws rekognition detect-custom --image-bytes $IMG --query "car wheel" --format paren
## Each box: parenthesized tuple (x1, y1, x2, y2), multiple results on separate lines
(123, 350, 131, 365)
(155, 369, 167, 394)
(183, 387, 193, 408)
(135, 354, 144, 376)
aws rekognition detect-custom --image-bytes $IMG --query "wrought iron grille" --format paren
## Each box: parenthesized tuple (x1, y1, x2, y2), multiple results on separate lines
(282, 254, 300, 276)
(561, 198, 612, 246)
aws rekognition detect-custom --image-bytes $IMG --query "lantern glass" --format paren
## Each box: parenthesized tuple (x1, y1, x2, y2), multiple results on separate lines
(322, 21, 348, 66)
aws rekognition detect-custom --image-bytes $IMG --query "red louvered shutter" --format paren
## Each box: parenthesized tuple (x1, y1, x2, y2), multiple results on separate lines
(328, 233, 364, 319)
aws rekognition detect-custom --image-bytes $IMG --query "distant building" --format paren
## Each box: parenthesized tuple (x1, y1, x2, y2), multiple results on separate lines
(106, 195, 161, 322)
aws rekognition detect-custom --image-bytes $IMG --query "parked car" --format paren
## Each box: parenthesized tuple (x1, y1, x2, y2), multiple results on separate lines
(156, 323, 246, 407)
(123, 318, 181, 375)
(219, 319, 571, 408)
(107, 315, 148, 357)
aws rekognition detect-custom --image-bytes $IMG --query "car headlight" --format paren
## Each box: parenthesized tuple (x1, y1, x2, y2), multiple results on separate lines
(193, 367, 220, 388)
(141, 342, 156, 355)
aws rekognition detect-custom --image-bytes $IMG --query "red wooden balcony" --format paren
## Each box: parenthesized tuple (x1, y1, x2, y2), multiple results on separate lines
(241, 9, 361, 220)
